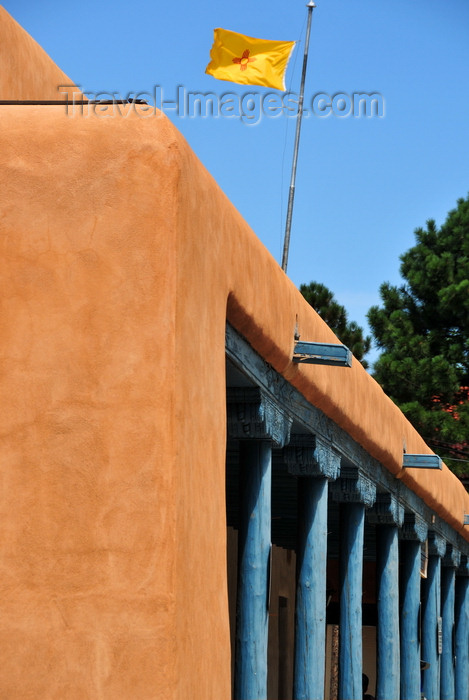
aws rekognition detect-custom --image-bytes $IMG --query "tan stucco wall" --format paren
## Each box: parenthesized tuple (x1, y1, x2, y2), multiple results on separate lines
(1, 7, 468, 698)
(0, 108, 182, 698)
(0, 5, 80, 100)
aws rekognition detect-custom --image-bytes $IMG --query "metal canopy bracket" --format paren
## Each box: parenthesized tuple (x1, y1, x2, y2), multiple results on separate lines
(403, 454, 443, 470)
(293, 341, 352, 367)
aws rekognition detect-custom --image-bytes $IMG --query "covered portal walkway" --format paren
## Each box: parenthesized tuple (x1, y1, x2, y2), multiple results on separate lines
(226, 324, 469, 700)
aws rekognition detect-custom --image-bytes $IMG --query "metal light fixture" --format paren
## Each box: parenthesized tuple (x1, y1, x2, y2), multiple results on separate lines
(293, 341, 352, 367)
(402, 454, 442, 470)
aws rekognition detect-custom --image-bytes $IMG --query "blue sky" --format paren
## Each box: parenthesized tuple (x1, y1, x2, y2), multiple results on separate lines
(4, 0, 469, 365)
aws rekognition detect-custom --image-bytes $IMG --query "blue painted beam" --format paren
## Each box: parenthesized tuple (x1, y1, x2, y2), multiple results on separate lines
(441, 566, 456, 700)
(294, 476, 328, 700)
(421, 555, 442, 700)
(400, 539, 422, 700)
(235, 440, 271, 700)
(376, 525, 400, 700)
(455, 570, 469, 700)
(339, 502, 365, 700)
(227, 323, 469, 558)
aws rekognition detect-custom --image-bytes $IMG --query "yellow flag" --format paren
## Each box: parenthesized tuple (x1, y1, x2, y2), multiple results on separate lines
(205, 28, 295, 91)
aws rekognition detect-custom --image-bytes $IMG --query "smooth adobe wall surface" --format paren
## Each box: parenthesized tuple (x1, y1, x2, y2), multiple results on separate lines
(0, 6, 81, 100)
(0, 108, 182, 699)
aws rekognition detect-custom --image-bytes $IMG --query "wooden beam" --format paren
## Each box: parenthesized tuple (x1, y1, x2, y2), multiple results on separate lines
(400, 539, 422, 700)
(294, 476, 328, 700)
(421, 534, 446, 700)
(455, 557, 469, 700)
(441, 546, 460, 700)
(339, 502, 366, 700)
(235, 441, 271, 700)
(226, 323, 469, 558)
(369, 495, 403, 700)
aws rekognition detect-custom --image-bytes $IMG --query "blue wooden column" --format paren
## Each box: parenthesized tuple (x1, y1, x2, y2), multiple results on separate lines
(227, 387, 292, 700)
(400, 514, 428, 700)
(284, 435, 340, 700)
(331, 468, 376, 700)
(368, 494, 404, 700)
(421, 533, 446, 700)
(441, 545, 460, 700)
(455, 556, 469, 700)
(236, 439, 272, 700)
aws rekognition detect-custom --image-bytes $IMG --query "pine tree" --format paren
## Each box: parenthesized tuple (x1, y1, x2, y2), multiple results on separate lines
(367, 195, 469, 477)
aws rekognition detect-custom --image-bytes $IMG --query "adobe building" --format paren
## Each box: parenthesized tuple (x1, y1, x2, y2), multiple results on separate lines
(1, 7, 468, 699)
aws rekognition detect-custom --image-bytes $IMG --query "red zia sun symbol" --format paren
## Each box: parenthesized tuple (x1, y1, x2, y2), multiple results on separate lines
(232, 49, 256, 71)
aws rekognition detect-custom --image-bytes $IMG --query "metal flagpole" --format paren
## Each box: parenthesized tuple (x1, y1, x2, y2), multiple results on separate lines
(281, 0, 316, 273)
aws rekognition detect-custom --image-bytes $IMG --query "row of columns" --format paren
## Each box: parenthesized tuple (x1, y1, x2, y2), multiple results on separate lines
(227, 388, 469, 700)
